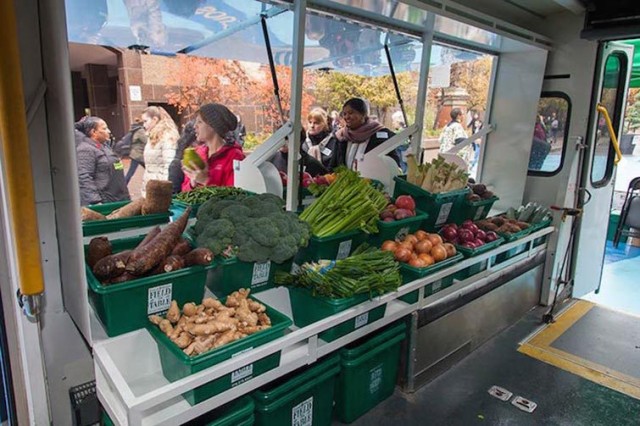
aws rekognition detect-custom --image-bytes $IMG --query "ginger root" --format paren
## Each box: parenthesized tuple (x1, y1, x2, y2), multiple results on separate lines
(172, 332, 192, 349)
(188, 322, 234, 336)
(159, 319, 173, 336)
(166, 301, 180, 324)
(182, 302, 197, 317)
(148, 315, 162, 325)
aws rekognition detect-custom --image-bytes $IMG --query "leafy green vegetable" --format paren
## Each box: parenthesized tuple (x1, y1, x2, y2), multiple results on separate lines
(274, 245, 401, 298)
(299, 168, 388, 237)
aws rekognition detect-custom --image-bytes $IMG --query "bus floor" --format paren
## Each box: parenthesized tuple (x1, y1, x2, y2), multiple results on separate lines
(583, 241, 640, 317)
(337, 302, 640, 426)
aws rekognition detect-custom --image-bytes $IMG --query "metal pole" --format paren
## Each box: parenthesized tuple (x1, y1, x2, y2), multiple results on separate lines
(413, 14, 435, 160)
(383, 43, 408, 128)
(286, 0, 307, 212)
(260, 16, 286, 124)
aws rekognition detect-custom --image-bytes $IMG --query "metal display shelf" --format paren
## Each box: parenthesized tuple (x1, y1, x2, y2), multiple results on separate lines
(94, 227, 554, 426)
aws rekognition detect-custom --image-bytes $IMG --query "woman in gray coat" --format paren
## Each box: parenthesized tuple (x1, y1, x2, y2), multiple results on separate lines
(75, 117, 130, 205)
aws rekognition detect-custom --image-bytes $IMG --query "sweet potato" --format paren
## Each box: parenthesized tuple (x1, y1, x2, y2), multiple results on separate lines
(125, 208, 192, 275)
(81, 207, 106, 222)
(106, 198, 144, 220)
(137, 226, 161, 248)
(171, 238, 192, 256)
(93, 250, 132, 280)
(142, 180, 172, 215)
(87, 237, 112, 268)
(183, 248, 214, 266)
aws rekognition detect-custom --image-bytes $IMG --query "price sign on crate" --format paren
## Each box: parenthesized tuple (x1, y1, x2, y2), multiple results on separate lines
(436, 203, 453, 226)
(147, 283, 172, 315)
(337, 240, 352, 260)
(354, 312, 369, 329)
(369, 364, 383, 394)
(252, 262, 271, 286)
(292, 396, 314, 426)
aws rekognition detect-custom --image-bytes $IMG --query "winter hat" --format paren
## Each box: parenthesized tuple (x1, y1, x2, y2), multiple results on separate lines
(198, 103, 238, 141)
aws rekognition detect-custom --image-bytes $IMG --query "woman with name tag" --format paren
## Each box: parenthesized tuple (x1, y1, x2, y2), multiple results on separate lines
(330, 98, 400, 171)
(301, 107, 336, 171)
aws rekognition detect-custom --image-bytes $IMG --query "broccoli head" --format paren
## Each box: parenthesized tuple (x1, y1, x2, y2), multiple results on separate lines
(219, 204, 252, 225)
(197, 199, 242, 222)
(270, 237, 299, 264)
(195, 218, 235, 255)
(236, 238, 272, 263)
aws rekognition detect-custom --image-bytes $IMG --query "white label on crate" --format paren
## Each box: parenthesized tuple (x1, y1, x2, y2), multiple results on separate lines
(432, 279, 442, 292)
(147, 283, 172, 315)
(394, 226, 410, 241)
(436, 202, 453, 225)
(231, 364, 254, 385)
(252, 261, 271, 287)
(232, 347, 254, 358)
(337, 240, 352, 260)
(369, 364, 383, 394)
(474, 206, 486, 221)
(354, 312, 369, 329)
(292, 396, 314, 426)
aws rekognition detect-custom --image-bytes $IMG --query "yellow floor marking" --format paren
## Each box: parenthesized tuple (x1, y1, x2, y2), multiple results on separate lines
(519, 300, 640, 400)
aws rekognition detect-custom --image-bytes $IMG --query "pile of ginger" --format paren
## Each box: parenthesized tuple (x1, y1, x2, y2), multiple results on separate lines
(149, 289, 271, 356)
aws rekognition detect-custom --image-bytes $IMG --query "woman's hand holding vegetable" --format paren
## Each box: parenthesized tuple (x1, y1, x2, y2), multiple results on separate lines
(183, 160, 208, 188)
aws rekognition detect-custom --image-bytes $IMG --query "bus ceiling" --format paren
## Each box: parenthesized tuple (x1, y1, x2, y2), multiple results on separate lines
(63, 0, 547, 78)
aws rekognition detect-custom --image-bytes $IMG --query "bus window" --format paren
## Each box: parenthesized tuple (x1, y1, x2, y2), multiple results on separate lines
(591, 53, 628, 186)
(528, 93, 571, 175)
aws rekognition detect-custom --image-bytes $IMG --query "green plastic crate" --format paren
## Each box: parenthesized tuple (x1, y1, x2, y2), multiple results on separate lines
(393, 176, 469, 231)
(453, 195, 499, 224)
(287, 287, 387, 343)
(85, 236, 209, 337)
(170, 199, 201, 218)
(335, 321, 407, 423)
(82, 200, 172, 237)
(294, 230, 367, 265)
(103, 396, 256, 425)
(453, 237, 504, 280)
(369, 208, 429, 246)
(206, 257, 294, 297)
(398, 253, 462, 303)
(253, 355, 340, 426)
(530, 219, 553, 248)
(148, 299, 292, 406)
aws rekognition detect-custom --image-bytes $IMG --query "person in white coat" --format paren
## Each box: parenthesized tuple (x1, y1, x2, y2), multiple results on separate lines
(141, 106, 179, 196)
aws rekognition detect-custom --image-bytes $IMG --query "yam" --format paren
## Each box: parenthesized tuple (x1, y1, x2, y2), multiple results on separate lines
(171, 238, 192, 256)
(142, 180, 172, 215)
(106, 198, 144, 220)
(93, 250, 132, 280)
(125, 208, 192, 275)
(149, 255, 185, 275)
(137, 226, 161, 248)
(183, 248, 214, 266)
(87, 237, 112, 268)
(81, 207, 106, 222)
(106, 272, 137, 285)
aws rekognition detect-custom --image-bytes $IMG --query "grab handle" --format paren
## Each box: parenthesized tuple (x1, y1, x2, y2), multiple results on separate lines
(596, 103, 623, 165)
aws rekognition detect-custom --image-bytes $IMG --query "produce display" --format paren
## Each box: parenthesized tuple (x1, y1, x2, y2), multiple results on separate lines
(504, 202, 552, 225)
(192, 193, 311, 263)
(465, 182, 496, 202)
(405, 155, 469, 193)
(299, 169, 388, 237)
(88, 208, 214, 284)
(379, 195, 416, 222)
(81, 179, 173, 221)
(275, 245, 401, 298)
(148, 289, 271, 356)
(381, 230, 457, 269)
(174, 186, 249, 206)
(440, 220, 500, 249)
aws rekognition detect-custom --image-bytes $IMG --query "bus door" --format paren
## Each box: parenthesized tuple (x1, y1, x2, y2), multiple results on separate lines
(572, 42, 633, 298)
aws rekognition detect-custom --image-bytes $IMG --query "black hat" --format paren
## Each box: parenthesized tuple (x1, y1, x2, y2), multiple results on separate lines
(198, 103, 238, 138)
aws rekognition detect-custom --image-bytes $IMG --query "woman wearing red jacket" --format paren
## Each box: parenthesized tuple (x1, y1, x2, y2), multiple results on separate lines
(181, 103, 245, 191)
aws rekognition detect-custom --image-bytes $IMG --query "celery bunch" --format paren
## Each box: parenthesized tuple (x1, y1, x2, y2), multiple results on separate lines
(299, 168, 388, 237)
(406, 155, 468, 193)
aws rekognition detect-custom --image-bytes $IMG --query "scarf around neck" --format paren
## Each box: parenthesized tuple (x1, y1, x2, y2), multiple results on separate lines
(336, 119, 385, 143)
(304, 130, 333, 162)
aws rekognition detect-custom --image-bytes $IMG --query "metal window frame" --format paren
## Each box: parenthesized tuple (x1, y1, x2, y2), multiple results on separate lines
(527, 91, 573, 177)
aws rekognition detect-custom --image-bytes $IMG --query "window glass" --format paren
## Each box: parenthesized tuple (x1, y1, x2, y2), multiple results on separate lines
(422, 44, 496, 180)
(528, 95, 570, 174)
(591, 53, 626, 185)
